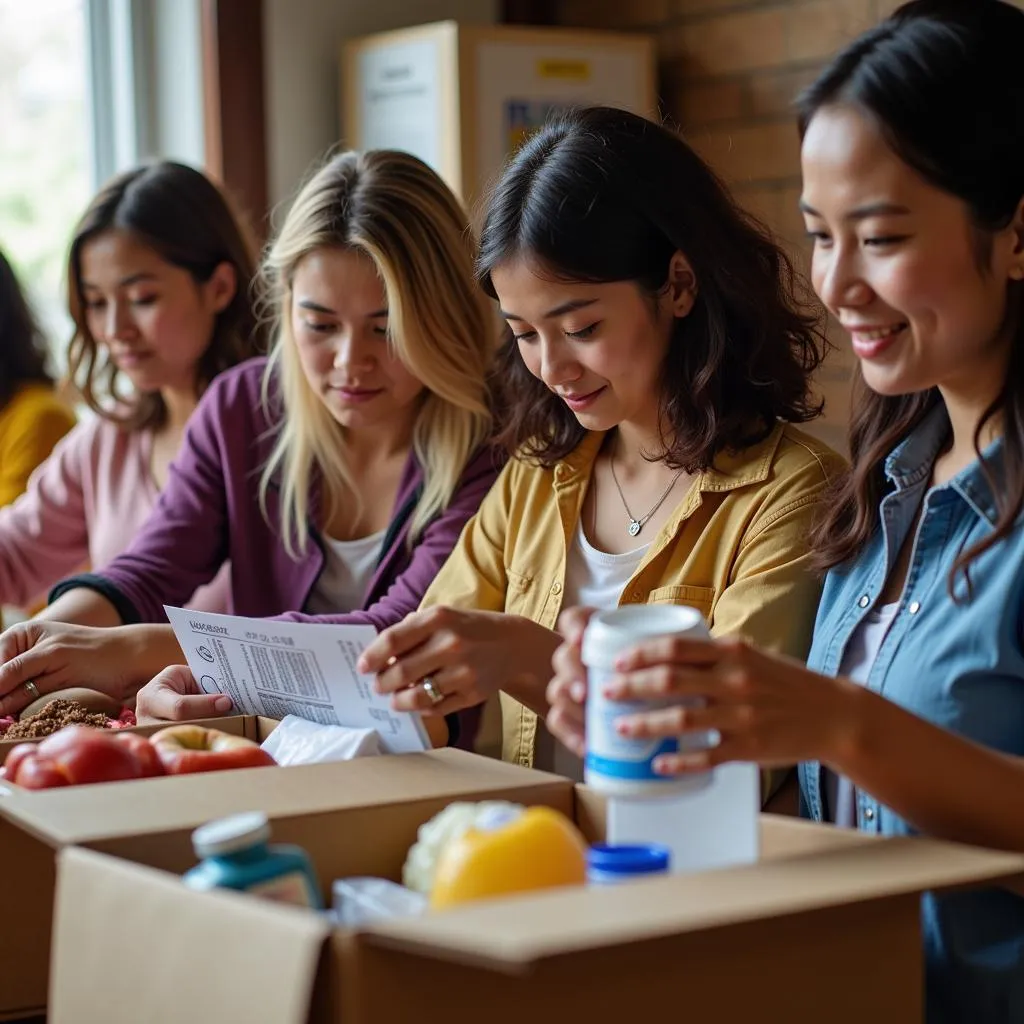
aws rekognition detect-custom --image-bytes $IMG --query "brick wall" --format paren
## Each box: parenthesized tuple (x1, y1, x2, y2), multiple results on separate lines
(550, 0, 924, 451)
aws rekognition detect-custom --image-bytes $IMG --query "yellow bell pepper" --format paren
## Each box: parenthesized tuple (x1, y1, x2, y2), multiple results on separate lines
(429, 805, 588, 910)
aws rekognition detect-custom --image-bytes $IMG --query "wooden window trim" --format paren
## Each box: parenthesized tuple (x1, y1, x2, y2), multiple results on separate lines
(201, 0, 269, 240)
(199, 0, 546, 237)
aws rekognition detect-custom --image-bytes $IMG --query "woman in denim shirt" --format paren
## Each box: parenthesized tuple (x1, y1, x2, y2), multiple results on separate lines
(547, 2, 1024, 1020)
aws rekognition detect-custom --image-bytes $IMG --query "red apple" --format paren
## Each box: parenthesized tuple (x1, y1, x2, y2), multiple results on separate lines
(7, 726, 167, 789)
(35, 726, 143, 785)
(15, 758, 70, 790)
(113, 732, 166, 779)
(3, 742, 41, 783)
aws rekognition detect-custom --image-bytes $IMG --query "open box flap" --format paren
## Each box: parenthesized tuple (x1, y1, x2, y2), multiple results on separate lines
(49, 847, 331, 1024)
(0, 747, 569, 849)
(360, 835, 1024, 973)
(757, 813, 880, 858)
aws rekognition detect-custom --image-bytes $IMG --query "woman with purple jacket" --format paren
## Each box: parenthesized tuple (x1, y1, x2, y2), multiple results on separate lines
(0, 150, 501, 748)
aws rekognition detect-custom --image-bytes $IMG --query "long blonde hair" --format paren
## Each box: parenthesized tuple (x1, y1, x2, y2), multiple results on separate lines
(258, 150, 494, 558)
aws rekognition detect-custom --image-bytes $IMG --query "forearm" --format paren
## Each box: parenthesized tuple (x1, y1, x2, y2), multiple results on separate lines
(499, 617, 563, 717)
(35, 589, 123, 627)
(114, 624, 187, 695)
(831, 684, 1024, 851)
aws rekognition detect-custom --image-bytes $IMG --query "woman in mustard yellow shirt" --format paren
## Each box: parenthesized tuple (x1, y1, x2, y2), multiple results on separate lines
(360, 107, 845, 785)
(0, 248, 75, 510)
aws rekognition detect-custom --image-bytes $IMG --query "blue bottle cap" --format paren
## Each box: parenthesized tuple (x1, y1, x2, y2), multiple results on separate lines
(587, 843, 671, 877)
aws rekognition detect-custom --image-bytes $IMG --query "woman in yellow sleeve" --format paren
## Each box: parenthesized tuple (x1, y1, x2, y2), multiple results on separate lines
(360, 107, 845, 793)
(0, 248, 76, 509)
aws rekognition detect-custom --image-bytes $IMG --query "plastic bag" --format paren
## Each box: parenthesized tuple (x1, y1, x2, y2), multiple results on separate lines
(332, 877, 427, 926)
(260, 714, 382, 766)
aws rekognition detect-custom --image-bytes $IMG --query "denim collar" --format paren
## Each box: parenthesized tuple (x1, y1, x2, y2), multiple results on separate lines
(883, 404, 1003, 526)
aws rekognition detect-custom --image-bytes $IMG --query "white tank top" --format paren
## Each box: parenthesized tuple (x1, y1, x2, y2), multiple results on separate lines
(562, 520, 651, 611)
(536, 521, 651, 781)
(305, 528, 386, 615)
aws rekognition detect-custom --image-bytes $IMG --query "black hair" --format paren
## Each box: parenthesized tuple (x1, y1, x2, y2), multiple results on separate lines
(477, 105, 826, 468)
(67, 161, 264, 429)
(0, 247, 52, 409)
(801, 0, 1024, 596)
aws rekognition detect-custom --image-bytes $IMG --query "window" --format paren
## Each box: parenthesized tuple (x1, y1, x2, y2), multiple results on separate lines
(0, 0, 206, 370)
(0, 0, 91, 364)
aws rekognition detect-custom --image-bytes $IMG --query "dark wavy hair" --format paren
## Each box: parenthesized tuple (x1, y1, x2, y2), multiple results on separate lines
(802, 0, 1024, 597)
(67, 161, 264, 430)
(0, 247, 53, 410)
(476, 105, 827, 470)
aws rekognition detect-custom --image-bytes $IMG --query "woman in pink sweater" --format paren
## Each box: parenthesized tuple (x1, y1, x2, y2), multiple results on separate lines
(0, 161, 263, 618)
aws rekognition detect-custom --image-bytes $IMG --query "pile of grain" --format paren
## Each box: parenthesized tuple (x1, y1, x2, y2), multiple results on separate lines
(1, 699, 113, 740)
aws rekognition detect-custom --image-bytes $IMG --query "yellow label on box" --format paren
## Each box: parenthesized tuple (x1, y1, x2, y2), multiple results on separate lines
(537, 59, 590, 81)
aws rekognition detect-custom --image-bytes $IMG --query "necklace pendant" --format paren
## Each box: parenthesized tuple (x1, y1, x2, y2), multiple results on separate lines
(628, 519, 642, 537)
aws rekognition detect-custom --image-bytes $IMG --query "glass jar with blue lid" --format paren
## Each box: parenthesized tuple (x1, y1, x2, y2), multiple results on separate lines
(183, 810, 323, 909)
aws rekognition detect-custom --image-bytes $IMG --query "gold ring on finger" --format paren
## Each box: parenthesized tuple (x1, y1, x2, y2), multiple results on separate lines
(420, 677, 445, 706)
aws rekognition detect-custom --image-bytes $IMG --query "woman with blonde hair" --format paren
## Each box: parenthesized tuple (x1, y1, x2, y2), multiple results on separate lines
(0, 149, 501, 747)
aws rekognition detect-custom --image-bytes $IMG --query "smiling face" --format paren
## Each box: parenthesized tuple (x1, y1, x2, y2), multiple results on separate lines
(79, 229, 234, 395)
(490, 258, 690, 435)
(800, 103, 1021, 404)
(290, 246, 425, 433)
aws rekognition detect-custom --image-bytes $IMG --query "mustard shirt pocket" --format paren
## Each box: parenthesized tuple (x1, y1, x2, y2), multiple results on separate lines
(505, 568, 535, 615)
(646, 584, 716, 620)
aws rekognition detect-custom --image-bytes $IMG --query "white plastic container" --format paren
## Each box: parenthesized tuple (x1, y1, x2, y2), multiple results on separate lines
(583, 605, 714, 797)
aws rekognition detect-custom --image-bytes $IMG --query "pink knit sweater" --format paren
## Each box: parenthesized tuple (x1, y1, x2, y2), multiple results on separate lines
(0, 415, 229, 613)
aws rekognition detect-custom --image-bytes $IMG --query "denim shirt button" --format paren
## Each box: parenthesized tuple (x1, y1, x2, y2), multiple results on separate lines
(858, 594, 870, 608)
(864, 806, 876, 822)
(908, 601, 921, 614)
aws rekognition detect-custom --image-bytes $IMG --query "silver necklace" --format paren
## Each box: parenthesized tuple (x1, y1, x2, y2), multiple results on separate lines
(609, 456, 685, 537)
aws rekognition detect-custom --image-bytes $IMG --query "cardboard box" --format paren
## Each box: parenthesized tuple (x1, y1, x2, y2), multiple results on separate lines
(342, 22, 656, 212)
(44, 774, 1024, 1024)
(0, 715, 278, 1019)
(0, 743, 568, 1021)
